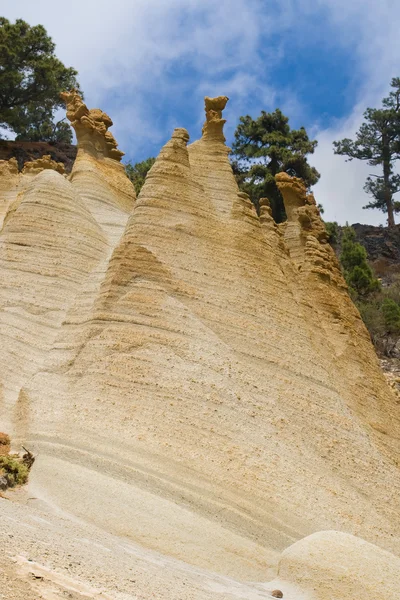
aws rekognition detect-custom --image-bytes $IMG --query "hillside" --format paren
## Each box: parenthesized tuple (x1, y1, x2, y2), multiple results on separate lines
(348, 223, 400, 278)
(0, 93, 399, 600)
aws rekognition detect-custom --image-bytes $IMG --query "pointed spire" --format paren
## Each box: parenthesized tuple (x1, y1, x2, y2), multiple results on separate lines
(140, 128, 190, 188)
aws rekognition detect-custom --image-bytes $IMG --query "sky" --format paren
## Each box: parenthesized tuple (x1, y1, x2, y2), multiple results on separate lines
(2, 0, 400, 225)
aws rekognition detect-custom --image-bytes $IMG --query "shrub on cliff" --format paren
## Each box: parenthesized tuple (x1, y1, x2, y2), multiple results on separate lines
(381, 298, 400, 333)
(358, 300, 385, 342)
(340, 226, 380, 298)
(325, 221, 339, 246)
(0, 455, 29, 487)
(358, 296, 400, 355)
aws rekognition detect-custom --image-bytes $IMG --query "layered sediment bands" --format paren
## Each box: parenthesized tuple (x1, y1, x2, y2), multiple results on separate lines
(0, 158, 20, 229)
(14, 98, 138, 454)
(61, 91, 135, 245)
(57, 94, 136, 367)
(277, 173, 400, 442)
(28, 98, 400, 563)
(0, 155, 67, 231)
(275, 531, 400, 599)
(0, 169, 107, 415)
(1, 95, 400, 597)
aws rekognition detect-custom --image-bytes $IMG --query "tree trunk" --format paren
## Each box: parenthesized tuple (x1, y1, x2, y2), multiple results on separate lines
(383, 141, 395, 226)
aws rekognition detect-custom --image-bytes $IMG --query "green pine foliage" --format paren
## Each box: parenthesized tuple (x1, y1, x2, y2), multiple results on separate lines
(230, 109, 320, 223)
(339, 226, 380, 298)
(336, 225, 400, 352)
(381, 298, 400, 333)
(14, 106, 73, 144)
(357, 300, 385, 345)
(357, 293, 400, 351)
(325, 221, 339, 246)
(125, 157, 156, 195)
(0, 18, 81, 142)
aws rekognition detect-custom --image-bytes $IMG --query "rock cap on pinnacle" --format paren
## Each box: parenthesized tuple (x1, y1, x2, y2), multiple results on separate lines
(201, 95, 229, 141)
(61, 89, 124, 161)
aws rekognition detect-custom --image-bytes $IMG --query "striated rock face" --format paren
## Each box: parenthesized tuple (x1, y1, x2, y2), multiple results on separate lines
(0, 95, 399, 600)
(0, 169, 108, 414)
(275, 530, 400, 599)
(0, 157, 19, 230)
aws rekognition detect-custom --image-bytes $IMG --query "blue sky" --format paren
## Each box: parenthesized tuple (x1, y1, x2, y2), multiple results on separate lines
(3, 0, 400, 225)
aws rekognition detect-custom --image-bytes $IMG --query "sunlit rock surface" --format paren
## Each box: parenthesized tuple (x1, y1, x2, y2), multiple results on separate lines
(0, 93, 399, 600)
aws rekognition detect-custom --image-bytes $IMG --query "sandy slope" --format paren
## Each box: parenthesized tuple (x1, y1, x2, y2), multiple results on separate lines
(0, 485, 296, 600)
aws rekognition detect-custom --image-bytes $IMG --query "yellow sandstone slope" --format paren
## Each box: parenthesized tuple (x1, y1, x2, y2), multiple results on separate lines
(0, 94, 399, 600)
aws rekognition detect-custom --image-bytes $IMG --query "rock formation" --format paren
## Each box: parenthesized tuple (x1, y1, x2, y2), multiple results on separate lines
(0, 95, 399, 600)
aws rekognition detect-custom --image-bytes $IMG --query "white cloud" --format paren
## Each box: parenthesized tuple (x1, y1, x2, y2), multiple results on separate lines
(3, 0, 400, 224)
(3, 0, 275, 157)
(313, 114, 386, 226)
(309, 0, 400, 225)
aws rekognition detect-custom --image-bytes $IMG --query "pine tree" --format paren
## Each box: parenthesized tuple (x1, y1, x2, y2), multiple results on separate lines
(333, 78, 400, 227)
(125, 157, 156, 195)
(0, 18, 81, 142)
(230, 109, 320, 222)
(381, 298, 400, 333)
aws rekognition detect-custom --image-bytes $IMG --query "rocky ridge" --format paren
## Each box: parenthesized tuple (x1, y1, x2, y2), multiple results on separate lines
(0, 92, 399, 599)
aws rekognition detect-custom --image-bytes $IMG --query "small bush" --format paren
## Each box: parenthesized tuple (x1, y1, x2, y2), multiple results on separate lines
(325, 221, 339, 246)
(381, 298, 400, 333)
(340, 226, 380, 298)
(358, 300, 385, 338)
(0, 432, 10, 456)
(385, 276, 400, 304)
(0, 455, 29, 487)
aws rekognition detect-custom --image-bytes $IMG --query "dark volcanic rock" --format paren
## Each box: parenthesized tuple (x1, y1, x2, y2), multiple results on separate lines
(0, 140, 77, 173)
(351, 223, 400, 273)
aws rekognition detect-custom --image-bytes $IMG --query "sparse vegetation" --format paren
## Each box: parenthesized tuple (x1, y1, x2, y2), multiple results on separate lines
(325, 221, 339, 246)
(125, 157, 156, 195)
(357, 290, 400, 356)
(0, 434, 34, 491)
(340, 226, 380, 298)
(0, 454, 29, 487)
(381, 297, 400, 333)
(332, 225, 400, 355)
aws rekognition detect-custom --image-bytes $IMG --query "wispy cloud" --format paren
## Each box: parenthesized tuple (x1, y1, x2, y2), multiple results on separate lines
(3, 0, 400, 224)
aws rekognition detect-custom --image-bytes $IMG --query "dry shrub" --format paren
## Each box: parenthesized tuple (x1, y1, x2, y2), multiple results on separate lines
(0, 434, 33, 490)
(372, 258, 393, 278)
(0, 432, 10, 455)
(0, 455, 29, 487)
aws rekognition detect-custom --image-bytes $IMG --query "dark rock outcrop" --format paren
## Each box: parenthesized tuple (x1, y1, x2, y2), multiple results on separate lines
(0, 140, 77, 173)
